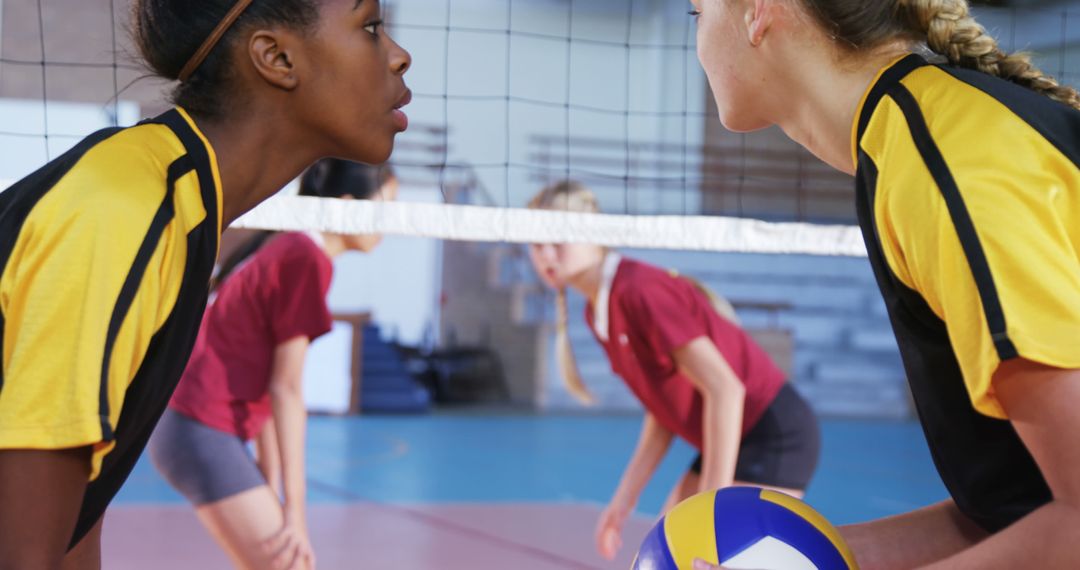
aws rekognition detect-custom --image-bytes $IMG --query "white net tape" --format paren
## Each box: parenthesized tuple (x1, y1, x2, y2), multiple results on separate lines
(233, 196, 868, 257)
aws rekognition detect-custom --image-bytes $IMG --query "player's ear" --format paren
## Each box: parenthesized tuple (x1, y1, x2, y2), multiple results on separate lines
(247, 28, 300, 90)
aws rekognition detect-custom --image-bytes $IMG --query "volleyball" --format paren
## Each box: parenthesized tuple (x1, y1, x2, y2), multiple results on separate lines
(633, 487, 857, 570)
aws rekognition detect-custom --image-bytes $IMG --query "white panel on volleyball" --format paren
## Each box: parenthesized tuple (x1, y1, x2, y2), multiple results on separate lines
(722, 536, 818, 570)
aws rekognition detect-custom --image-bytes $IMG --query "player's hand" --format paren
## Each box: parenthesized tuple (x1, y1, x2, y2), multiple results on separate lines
(265, 512, 317, 570)
(595, 502, 630, 560)
(692, 560, 724, 570)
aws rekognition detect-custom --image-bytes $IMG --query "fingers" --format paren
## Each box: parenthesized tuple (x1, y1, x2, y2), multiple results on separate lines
(283, 533, 315, 570)
(595, 506, 628, 560)
(262, 525, 290, 556)
(277, 539, 300, 570)
(594, 515, 607, 548)
(295, 541, 316, 570)
(267, 529, 300, 570)
(594, 512, 610, 548)
(282, 543, 306, 570)
(598, 526, 622, 561)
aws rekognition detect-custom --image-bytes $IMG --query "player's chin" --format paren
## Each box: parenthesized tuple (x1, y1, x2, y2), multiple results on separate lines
(348, 135, 394, 165)
(368, 144, 394, 165)
(716, 105, 769, 133)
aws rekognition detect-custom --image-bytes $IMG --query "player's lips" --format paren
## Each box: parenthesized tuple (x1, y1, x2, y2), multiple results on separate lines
(391, 88, 411, 131)
(394, 88, 412, 110)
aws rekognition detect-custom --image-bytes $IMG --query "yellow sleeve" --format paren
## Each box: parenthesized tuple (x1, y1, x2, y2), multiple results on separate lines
(879, 151, 1080, 419)
(0, 166, 165, 471)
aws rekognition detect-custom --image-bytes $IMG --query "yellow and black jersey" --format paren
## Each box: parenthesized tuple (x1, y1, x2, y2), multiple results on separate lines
(854, 54, 1080, 532)
(0, 108, 222, 546)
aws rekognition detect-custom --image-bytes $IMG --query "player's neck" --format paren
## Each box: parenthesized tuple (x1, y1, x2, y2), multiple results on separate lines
(320, 233, 348, 258)
(771, 44, 910, 175)
(195, 112, 326, 227)
(568, 261, 604, 306)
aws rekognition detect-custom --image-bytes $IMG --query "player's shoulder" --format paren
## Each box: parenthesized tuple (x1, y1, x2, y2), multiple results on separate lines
(271, 232, 323, 256)
(61, 123, 187, 211)
(261, 232, 330, 271)
(616, 257, 667, 283)
(613, 258, 688, 306)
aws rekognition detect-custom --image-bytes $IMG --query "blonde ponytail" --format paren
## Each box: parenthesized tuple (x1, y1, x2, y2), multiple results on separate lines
(802, 0, 1080, 110)
(555, 288, 596, 405)
(529, 180, 603, 405)
(897, 0, 1080, 110)
(669, 270, 741, 326)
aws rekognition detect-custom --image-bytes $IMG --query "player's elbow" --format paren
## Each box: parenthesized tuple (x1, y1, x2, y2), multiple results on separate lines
(269, 378, 304, 401)
(700, 373, 744, 402)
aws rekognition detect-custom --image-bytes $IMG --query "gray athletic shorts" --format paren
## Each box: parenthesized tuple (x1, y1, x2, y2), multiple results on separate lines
(148, 408, 267, 506)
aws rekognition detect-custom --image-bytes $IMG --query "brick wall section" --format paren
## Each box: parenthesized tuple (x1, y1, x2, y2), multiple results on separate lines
(2, 0, 172, 114)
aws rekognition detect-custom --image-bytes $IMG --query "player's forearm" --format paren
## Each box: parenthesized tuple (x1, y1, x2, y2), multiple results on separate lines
(919, 501, 1080, 569)
(839, 500, 987, 569)
(612, 415, 674, 508)
(698, 384, 743, 493)
(270, 384, 308, 518)
(255, 419, 282, 495)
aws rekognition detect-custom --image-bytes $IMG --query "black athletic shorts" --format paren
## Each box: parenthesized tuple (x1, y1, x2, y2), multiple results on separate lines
(690, 383, 820, 490)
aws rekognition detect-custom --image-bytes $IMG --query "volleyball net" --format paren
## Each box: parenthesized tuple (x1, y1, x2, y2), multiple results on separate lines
(2, 0, 1077, 412)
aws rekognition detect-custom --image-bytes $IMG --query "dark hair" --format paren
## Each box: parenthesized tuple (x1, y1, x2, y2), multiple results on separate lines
(212, 160, 395, 291)
(299, 158, 396, 200)
(132, 0, 319, 119)
(800, 0, 1080, 110)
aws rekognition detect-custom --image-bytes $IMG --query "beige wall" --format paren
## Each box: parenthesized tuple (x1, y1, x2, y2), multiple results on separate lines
(1, 0, 171, 113)
(439, 240, 544, 405)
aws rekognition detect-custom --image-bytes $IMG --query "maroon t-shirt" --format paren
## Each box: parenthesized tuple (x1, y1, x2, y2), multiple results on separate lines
(170, 232, 334, 440)
(585, 258, 785, 450)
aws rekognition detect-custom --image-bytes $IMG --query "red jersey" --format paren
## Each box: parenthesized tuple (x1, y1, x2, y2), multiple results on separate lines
(170, 232, 334, 439)
(585, 255, 785, 450)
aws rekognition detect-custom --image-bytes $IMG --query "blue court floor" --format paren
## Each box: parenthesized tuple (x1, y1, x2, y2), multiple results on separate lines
(117, 412, 947, 525)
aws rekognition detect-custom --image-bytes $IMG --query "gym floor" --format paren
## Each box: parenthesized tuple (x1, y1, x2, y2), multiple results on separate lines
(107, 411, 946, 569)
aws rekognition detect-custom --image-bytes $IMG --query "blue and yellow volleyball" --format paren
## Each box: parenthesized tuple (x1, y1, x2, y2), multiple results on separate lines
(633, 487, 857, 570)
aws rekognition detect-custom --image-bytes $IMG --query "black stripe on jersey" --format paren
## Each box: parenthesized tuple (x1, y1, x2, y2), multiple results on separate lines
(856, 144, 1051, 532)
(97, 155, 194, 441)
(935, 65, 1080, 170)
(0, 314, 4, 392)
(154, 111, 219, 233)
(887, 84, 1019, 360)
(0, 128, 123, 274)
(0, 127, 123, 396)
(856, 152, 883, 261)
(856, 54, 928, 142)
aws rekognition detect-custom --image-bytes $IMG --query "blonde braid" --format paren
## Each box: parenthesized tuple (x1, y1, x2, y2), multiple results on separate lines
(898, 0, 1080, 110)
(555, 288, 596, 405)
(669, 270, 741, 326)
(528, 180, 604, 405)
